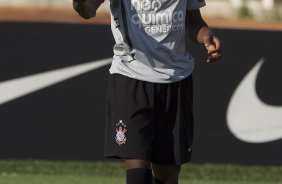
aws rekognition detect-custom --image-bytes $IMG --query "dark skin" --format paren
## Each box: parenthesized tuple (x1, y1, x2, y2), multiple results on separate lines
(73, 3, 222, 184)
(186, 9, 222, 63)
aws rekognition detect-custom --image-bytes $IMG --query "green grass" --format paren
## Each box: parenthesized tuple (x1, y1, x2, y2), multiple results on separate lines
(0, 160, 282, 184)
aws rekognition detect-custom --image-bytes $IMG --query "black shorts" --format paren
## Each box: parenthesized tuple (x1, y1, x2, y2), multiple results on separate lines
(104, 74, 194, 165)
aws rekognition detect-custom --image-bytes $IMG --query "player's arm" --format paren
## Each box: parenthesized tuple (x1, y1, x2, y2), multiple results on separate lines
(186, 9, 222, 63)
(73, 0, 105, 19)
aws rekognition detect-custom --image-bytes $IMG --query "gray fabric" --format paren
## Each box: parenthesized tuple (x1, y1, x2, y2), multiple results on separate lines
(109, 0, 206, 83)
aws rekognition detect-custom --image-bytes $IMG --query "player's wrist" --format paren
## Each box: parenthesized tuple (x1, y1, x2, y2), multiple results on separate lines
(198, 26, 212, 45)
(203, 28, 214, 46)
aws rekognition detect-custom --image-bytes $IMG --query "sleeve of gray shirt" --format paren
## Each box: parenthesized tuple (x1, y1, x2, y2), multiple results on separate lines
(186, 0, 206, 10)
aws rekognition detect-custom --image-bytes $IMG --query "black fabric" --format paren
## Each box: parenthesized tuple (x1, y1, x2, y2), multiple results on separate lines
(104, 74, 194, 164)
(153, 178, 165, 184)
(126, 168, 152, 184)
(73, 0, 104, 19)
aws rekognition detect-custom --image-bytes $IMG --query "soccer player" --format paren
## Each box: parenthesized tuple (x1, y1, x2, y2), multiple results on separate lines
(73, 0, 222, 183)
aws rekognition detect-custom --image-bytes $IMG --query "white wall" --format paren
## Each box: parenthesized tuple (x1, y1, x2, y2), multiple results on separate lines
(0, 0, 73, 8)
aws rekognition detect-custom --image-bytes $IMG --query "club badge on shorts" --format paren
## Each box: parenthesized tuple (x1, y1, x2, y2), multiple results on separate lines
(115, 120, 127, 145)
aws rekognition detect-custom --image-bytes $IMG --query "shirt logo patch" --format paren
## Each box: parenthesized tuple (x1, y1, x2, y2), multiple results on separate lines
(115, 120, 127, 145)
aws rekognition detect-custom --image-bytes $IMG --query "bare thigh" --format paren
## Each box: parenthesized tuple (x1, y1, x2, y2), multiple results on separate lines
(125, 159, 151, 170)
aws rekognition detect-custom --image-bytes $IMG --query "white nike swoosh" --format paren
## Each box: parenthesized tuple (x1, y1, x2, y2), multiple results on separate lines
(0, 58, 112, 106)
(226, 58, 282, 143)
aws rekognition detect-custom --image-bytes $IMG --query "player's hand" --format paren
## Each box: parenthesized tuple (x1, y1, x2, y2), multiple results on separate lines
(72, 0, 104, 19)
(203, 31, 222, 63)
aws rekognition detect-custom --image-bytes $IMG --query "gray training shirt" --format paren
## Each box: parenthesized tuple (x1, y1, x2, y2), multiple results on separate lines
(109, 0, 206, 83)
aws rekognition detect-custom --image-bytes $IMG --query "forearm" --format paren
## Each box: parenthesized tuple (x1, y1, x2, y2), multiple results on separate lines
(187, 20, 207, 43)
(196, 25, 214, 45)
(186, 10, 212, 44)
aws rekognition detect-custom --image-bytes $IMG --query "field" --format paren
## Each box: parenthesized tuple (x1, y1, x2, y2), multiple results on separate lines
(0, 160, 282, 184)
(0, 4, 281, 184)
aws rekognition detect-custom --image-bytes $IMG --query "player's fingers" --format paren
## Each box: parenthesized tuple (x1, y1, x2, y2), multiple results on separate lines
(208, 37, 222, 54)
(203, 30, 213, 47)
(208, 47, 222, 55)
(207, 53, 222, 63)
(207, 57, 221, 63)
(213, 36, 222, 49)
(212, 53, 222, 59)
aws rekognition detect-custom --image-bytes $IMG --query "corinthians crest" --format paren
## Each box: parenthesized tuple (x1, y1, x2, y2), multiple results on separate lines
(115, 120, 127, 145)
